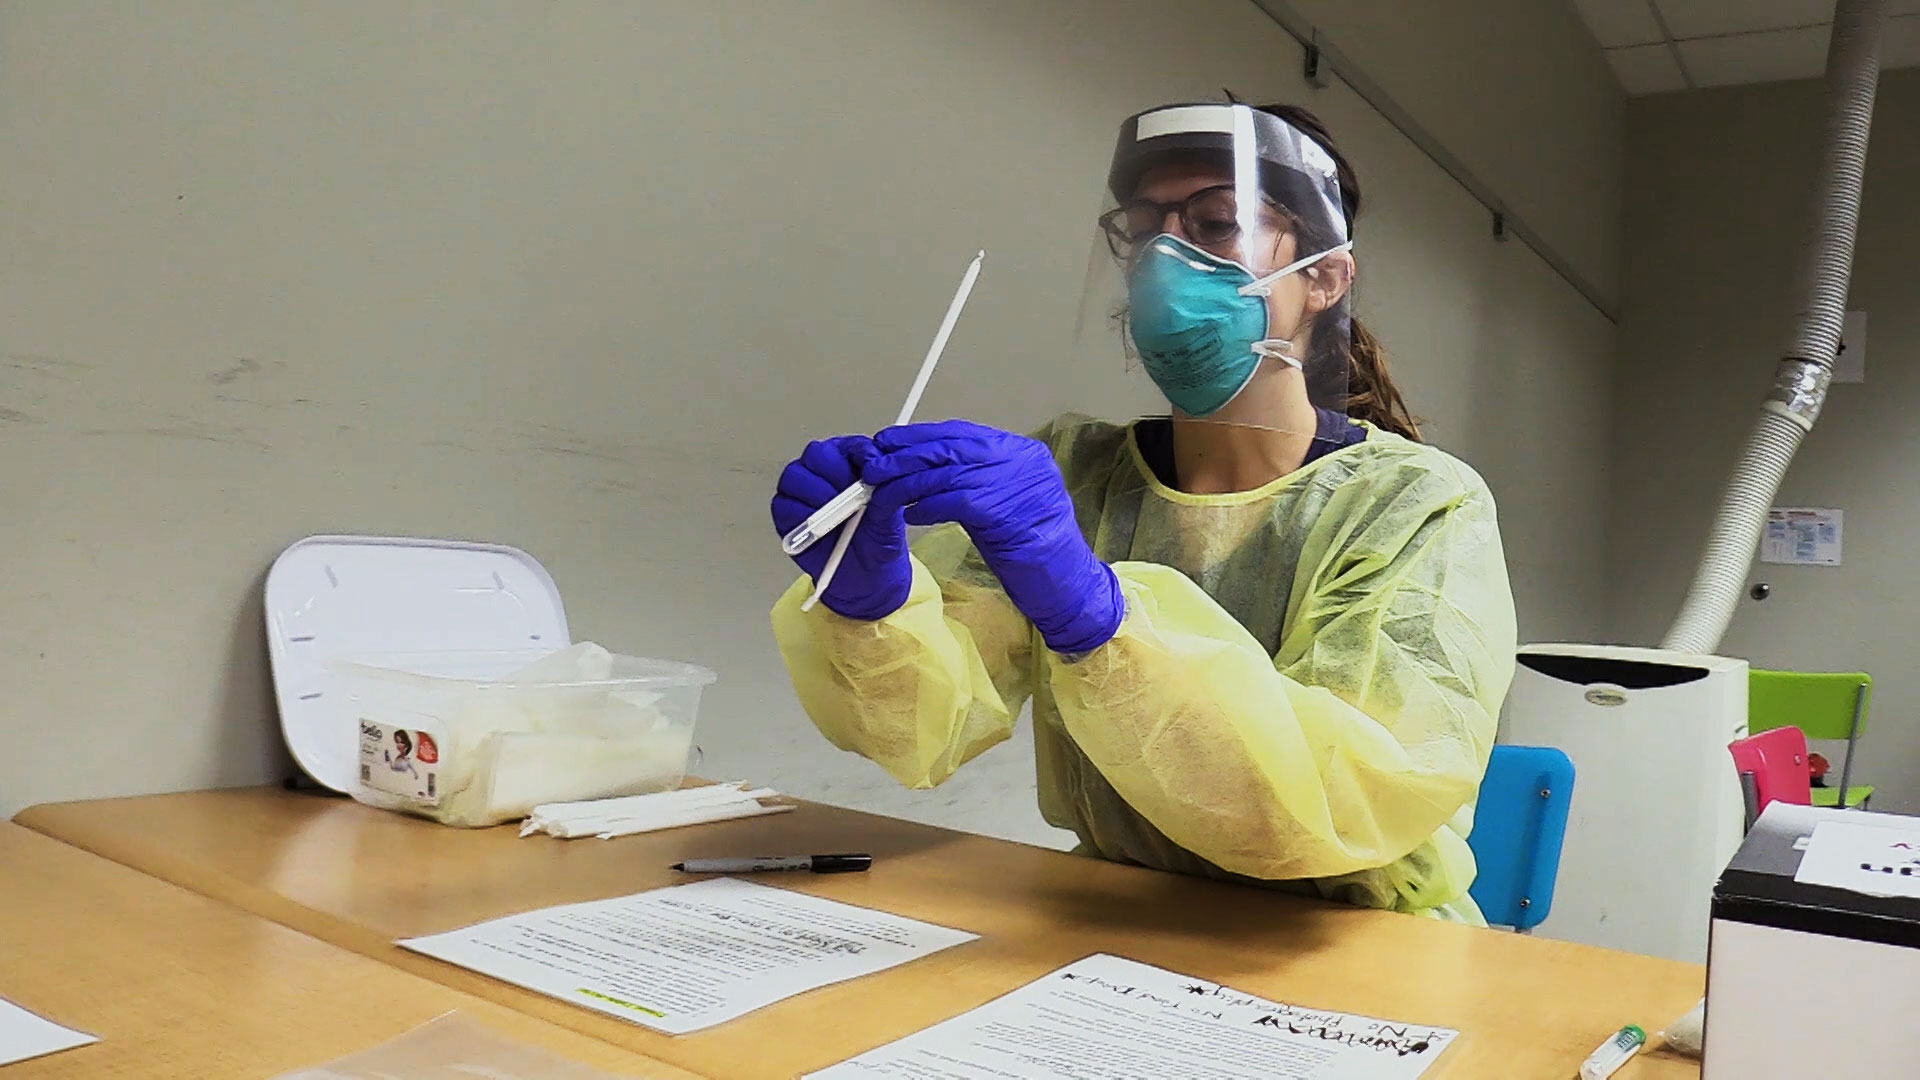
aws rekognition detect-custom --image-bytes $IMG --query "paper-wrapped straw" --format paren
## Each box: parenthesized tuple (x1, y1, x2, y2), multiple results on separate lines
(521, 782, 790, 840)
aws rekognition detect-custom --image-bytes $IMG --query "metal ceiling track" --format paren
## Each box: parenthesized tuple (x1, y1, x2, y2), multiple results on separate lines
(1250, 0, 1622, 324)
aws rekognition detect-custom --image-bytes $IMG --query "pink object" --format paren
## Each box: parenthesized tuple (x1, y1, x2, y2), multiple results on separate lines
(1729, 727, 1813, 824)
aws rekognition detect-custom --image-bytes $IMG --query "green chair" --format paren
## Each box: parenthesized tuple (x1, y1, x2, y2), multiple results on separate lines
(1748, 670, 1874, 809)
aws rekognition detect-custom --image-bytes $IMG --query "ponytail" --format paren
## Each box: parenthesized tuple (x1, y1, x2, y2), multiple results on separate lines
(1345, 317, 1420, 440)
(1257, 103, 1423, 443)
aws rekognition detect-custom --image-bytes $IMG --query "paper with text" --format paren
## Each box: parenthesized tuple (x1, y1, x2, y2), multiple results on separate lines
(806, 954, 1456, 1079)
(399, 877, 976, 1034)
(1795, 819, 1920, 900)
(1761, 507, 1843, 566)
(0, 997, 96, 1067)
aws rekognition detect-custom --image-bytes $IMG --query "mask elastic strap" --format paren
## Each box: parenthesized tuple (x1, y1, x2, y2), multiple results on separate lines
(1251, 339, 1302, 369)
(1237, 240, 1355, 297)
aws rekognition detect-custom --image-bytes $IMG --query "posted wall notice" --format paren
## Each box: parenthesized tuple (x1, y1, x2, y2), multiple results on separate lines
(1761, 507, 1843, 566)
(806, 953, 1457, 1079)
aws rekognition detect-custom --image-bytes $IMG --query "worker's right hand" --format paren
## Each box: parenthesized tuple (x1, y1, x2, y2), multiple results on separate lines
(771, 436, 912, 621)
(864, 421, 1124, 656)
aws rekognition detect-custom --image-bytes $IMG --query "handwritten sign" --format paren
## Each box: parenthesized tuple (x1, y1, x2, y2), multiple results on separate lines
(1796, 820, 1920, 901)
(807, 953, 1457, 1078)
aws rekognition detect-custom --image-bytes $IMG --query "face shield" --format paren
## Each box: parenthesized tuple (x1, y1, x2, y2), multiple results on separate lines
(1074, 103, 1353, 443)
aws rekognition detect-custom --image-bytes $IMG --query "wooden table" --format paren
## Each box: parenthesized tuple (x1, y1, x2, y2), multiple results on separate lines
(17, 788, 1704, 1078)
(0, 823, 701, 1079)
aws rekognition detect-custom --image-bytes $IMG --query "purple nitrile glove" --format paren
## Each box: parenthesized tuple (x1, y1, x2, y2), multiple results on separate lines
(770, 436, 911, 621)
(864, 420, 1125, 655)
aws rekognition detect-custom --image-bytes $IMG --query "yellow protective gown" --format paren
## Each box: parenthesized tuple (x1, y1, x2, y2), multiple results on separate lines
(772, 416, 1517, 919)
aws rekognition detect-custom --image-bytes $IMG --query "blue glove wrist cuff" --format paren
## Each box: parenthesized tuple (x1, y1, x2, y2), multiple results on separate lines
(1037, 560, 1125, 656)
(819, 576, 911, 622)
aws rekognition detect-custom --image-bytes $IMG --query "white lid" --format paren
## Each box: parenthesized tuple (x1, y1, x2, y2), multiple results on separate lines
(264, 535, 571, 792)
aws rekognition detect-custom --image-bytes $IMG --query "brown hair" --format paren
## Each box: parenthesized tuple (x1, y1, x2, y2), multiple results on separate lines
(1255, 104, 1422, 441)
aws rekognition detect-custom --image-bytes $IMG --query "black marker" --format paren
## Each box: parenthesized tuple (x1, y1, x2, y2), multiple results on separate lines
(672, 854, 873, 874)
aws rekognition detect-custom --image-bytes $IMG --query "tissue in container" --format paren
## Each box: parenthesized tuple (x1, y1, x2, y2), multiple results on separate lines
(334, 644, 715, 827)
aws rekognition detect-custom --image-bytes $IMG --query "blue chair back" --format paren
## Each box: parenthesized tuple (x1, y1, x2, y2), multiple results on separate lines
(1468, 745, 1575, 931)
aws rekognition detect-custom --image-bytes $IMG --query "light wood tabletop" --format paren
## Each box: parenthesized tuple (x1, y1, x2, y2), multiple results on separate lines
(0, 822, 702, 1079)
(17, 787, 1704, 1079)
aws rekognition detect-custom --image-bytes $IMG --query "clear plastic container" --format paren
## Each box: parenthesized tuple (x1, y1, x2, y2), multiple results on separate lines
(334, 644, 716, 827)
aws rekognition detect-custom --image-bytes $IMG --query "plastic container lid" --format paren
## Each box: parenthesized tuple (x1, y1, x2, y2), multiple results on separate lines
(264, 535, 571, 793)
(334, 649, 718, 690)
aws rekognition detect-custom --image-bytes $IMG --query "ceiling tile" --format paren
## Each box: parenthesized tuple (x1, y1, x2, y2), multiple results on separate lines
(1655, 0, 1834, 40)
(1573, 0, 1666, 47)
(1607, 43, 1691, 93)
(1678, 24, 1829, 87)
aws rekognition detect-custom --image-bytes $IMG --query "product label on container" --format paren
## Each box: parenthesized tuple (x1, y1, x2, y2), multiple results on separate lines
(359, 719, 441, 805)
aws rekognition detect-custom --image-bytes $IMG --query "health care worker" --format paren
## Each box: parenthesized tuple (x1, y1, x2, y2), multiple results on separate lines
(769, 102, 1517, 921)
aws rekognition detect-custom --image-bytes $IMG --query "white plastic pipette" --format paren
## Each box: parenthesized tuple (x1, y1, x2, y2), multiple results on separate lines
(797, 250, 984, 613)
(782, 249, 984, 560)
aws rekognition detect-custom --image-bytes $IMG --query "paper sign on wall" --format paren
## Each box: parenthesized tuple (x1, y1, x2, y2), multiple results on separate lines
(1761, 508, 1843, 566)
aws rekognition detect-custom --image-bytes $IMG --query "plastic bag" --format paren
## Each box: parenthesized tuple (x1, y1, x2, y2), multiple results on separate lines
(1663, 997, 1705, 1058)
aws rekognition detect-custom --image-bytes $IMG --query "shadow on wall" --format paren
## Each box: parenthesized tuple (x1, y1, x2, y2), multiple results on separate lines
(210, 566, 295, 790)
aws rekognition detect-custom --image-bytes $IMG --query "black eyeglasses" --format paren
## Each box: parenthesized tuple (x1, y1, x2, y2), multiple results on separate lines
(1098, 184, 1293, 262)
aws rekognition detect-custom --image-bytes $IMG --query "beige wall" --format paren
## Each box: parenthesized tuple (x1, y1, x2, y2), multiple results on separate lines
(0, 1, 1623, 837)
(1292, 0, 1626, 309)
(1610, 69, 1920, 811)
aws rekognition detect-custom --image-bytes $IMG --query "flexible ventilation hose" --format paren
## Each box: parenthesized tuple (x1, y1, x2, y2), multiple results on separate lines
(1663, 8, 1886, 1047)
(1662, 0, 1886, 655)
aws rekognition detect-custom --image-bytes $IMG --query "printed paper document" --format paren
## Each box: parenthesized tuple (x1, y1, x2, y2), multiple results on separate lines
(0, 997, 95, 1067)
(1796, 819, 1920, 900)
(806, 954, 1457, 1080)
(400, 877, 976, 1034)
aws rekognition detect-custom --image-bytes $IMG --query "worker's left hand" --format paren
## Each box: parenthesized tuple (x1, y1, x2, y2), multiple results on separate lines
(864, 420, 1125, 655)
(771, 435, 913, 621)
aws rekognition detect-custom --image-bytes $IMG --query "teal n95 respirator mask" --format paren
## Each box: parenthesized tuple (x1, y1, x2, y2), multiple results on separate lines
(1126, 232, 1352, 417)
